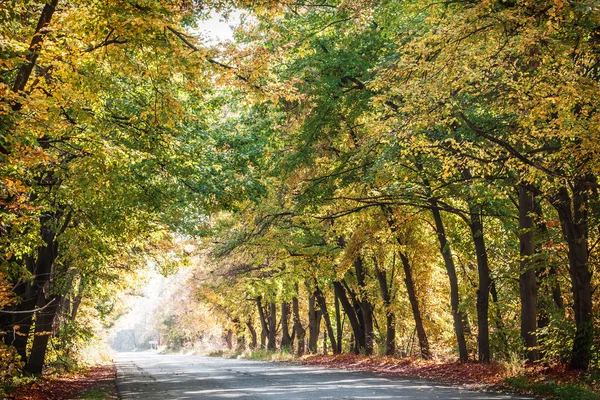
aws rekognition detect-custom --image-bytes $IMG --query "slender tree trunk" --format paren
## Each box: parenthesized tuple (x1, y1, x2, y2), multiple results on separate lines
(26, 294, 61, 374)
(281, 302, 292, 349)
(429, 200, 469, 361)
(292, 295, 306, 356)
(334, 289, 343, 354)
(307, 289, 321, 353)
(333, 281, 364, 353)
(314, 282, 339, 354)
(256, 296, 269, 349)
(398, 252, 431, 359)
(519, 185, 538, 362)
(267, 302, 277, 350)
(12, 0, 58, 98)
(533, 199, 564, 331)
(551, 184, 594, 370)
(246, 319, 257, 350)
(464, 197, 492, 363)
(374, 259, 395, 356)
(353, 256, 374, 356)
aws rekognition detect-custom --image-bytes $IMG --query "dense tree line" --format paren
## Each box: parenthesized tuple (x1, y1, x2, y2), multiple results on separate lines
(1, 0, 599, 377)
(184, 0, 600, 371)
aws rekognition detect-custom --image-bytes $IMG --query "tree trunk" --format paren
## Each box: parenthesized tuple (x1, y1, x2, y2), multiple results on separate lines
(429, 200, 470, 362)
(314, 282, 339, 354)
(334, 289, 343, 354)
(246, 319, 257, 350)
(374, 259, 395, 356)
(551, 184, 594, 370)
(256, 296, 269, 349)
(468, 209, 491, 363)
(398, 252, 431, 359)
(333, 281, 364, 353)
(225, 329, 233, 350)
(267, 302, 277, 351)
(12, 0, 58, 98)
(281, 301, 292, 349)
(307, 289, 321, 353)
(519, 185, 538, 362)
(26, 294, 62, 374)
(292, 295, 306, 356)
(353, 256, 374, 356)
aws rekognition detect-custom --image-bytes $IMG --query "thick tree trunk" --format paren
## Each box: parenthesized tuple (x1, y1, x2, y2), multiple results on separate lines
(26, 294, 61, 374)
(353, 256, 374, 356)
(314, 282, 339, 354)
(292, 295, 306, 356)
(519, 185, 538, 362)
(281, 302, 292, 349)
(246, 319, 257, 349)
(551, 184, 594, 370)
(333, 281, 364, 353)
(307, 289, 321, 353)
(374, 259, 395, 356)
(429, 201, 469, 362)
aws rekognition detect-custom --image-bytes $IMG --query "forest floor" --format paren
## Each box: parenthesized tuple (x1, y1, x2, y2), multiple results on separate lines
(300, 354, 600, 400)
(2, 364, 118, 400)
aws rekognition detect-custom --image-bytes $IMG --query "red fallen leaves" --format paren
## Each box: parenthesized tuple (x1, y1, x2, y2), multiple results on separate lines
(7, 364, 116, 400)
(301, 354, 509, 387)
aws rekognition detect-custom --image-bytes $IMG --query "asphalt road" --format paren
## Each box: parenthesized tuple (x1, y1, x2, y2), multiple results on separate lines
(115, 352, 533, 400)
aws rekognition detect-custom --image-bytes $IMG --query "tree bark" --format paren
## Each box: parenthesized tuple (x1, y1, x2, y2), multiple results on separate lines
(551, 184, 594, 370)
(267, 302, 277, 350)
(374, 258, 395, 356)
(281, 301, 292, 349)
(429, 200, 470, 362)
(314, 282, 339, 354)
(292, 295, 306, 356)
(333, 281, 364, 353)
(26, 294, 62, 374)
(12, 0, 59, 98)
(246, 319, 257, 349)
(519, 185, 538, 362)
(334, 289, 343, 354)
(256, 296, 269, 349)
(398, 252, 431, 359)
(307, 288, 321, 353)
(353, 256, 374, 356)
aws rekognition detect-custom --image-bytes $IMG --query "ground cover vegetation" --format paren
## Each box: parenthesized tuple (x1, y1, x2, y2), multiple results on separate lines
(1, 0, 600, 396)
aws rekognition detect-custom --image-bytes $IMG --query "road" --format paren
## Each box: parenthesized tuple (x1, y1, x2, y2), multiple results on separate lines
(115, 352, 533, 400)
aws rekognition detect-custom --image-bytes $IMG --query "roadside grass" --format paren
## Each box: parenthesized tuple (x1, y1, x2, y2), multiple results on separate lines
(505, 371, 600, 400)
(79, 388, 113, 399)
(506, 376, 599, 400)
